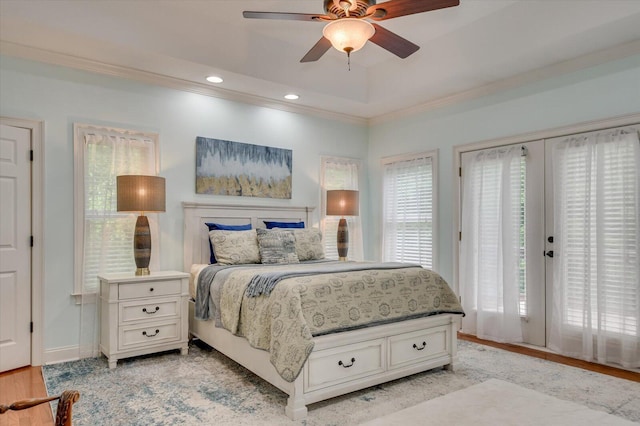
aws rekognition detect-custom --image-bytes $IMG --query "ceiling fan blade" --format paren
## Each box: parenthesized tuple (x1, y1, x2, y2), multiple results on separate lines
(369, 24, 419, 59)
(367, 0, 459, 21)
(300, 37, 333, 63)
(243, 11, 329, 22)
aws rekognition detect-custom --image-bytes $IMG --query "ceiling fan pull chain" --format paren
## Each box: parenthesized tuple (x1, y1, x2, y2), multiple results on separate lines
(345, 46, 353, 71)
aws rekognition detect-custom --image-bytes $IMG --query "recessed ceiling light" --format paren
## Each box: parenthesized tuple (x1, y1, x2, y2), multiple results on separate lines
(284, 94, 299, 100)
(206, 76, 223, 84)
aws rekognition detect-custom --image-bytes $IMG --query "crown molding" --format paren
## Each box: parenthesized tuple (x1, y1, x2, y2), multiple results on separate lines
(370, 39, 640, 126)
(0, 41, 368, 126)
(2, 39, 639, 128)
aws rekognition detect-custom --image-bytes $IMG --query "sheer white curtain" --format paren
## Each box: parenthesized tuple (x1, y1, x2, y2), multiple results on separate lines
(460, 145, 524, 343)
(320, 156, 363, 261)
(382, 155, 435, 269)
(549, 129, 640, 368)
(78, 131, 158, 358)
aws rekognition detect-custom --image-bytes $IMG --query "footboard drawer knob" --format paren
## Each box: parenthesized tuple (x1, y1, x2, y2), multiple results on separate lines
(413, 341, 427, 351)
(338, 357, 356, 368)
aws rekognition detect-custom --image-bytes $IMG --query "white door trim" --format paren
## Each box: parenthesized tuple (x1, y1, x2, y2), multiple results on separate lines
(1, 116, 44, 366)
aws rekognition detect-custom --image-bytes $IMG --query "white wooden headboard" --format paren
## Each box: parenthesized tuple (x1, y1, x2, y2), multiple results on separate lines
(183, 202, 315, 271)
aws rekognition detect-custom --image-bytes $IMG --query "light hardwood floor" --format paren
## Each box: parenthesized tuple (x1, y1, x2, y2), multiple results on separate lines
(457, 333, 640, 382)
(1, 336, 637, 425)
(0, 366, 52, 426)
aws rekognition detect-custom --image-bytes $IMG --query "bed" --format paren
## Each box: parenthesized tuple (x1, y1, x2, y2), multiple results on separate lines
(183, 202, 464, 420)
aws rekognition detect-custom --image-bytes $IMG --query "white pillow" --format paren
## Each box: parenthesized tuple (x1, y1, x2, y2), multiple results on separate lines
(208, 229, 260, 265)
(292, 228, 324, 261)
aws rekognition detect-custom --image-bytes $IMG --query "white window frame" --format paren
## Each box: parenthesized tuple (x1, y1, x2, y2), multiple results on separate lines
(320, 155, 363, 261)
(73, 123, 160, 301)
(381, 150, 439, 271)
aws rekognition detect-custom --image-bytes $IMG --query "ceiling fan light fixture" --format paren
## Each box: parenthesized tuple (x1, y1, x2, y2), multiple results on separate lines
(322, 18, 374, 54)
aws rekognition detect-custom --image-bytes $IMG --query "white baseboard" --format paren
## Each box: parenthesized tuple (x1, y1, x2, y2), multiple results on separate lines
(44, 345, 81, 365)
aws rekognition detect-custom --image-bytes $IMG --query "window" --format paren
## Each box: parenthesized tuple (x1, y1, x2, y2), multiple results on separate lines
(382, 152, 437, 269)
(320, 156, 363, 260)
(73, 124, 159, 296)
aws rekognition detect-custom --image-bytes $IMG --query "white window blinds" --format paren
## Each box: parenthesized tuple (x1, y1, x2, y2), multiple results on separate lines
(320, 157, 363, 261)
(382, 153, 435, 269)
(75, 127, 158, 294)
(549, 128, 639, 368)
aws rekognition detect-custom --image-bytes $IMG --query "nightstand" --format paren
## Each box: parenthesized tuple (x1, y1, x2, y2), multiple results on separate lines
(98, 270, 190, 369)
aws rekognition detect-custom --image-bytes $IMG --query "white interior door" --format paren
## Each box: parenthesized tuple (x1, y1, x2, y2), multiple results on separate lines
(0, 124, 32, 372)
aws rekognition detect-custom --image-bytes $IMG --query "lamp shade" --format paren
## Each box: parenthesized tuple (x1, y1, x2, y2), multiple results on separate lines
(326, 190, 359, 216)
(117, 175, 166, 213)
(322, 18, 375, 54)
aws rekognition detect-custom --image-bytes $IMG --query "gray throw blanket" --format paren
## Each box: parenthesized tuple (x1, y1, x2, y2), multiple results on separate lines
(245, 261, 419, 297)
(195, 264, 228, 321)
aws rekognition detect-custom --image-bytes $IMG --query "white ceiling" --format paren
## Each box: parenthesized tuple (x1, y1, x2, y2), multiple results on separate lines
(1, 0, 640, 121)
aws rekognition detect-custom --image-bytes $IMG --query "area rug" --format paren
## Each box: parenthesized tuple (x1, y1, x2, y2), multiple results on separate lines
(43, 340, 639, 425)
(360, 378, 635, 426)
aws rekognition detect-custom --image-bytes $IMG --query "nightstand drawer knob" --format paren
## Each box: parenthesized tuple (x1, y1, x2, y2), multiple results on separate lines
(142, 306, 160, 314)
(142, 329, 160, 337)
(149, 287, 154, 292)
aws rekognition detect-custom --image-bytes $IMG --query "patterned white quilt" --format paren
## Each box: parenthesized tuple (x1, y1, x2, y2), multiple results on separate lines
(196, 261, 464, 382)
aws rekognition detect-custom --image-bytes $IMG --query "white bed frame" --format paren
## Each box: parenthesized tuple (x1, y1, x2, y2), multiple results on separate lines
(183, 202, 460, 420)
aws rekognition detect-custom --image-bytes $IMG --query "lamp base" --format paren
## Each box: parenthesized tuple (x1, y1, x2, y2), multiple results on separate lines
(134, 215, 152, 275)
(337, 218, 349, 261)
(135, 267, 150, 276)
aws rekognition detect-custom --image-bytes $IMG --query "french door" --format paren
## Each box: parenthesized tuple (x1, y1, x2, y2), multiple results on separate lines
(460, 140, 545, 346)
(460, 124, 639, 364)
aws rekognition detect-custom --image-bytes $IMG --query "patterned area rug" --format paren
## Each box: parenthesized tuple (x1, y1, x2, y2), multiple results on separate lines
(43, 340, 639, 425)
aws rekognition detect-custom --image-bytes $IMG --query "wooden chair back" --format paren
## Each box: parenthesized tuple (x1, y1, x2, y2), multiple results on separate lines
(0, 390, 80, 426)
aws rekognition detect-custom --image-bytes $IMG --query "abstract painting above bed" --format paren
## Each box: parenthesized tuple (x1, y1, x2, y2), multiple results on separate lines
(194, 261, 464, 382)
(195, 137, 292, 199)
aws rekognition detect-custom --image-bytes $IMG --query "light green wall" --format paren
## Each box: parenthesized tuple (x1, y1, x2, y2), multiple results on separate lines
(0, 55, 369, 352)
(2, 52, 639, 355)
(368, 54, 640, 284)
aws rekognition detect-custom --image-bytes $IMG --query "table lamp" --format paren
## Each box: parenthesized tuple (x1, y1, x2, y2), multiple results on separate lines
(326, 189, 359, 261)
(117, 175, 166, 275)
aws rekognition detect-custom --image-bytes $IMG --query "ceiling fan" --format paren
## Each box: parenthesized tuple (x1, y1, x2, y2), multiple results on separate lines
(243, 0, 460, 64)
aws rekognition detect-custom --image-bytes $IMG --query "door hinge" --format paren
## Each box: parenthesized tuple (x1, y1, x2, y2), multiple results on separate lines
(30, 236, 34, 247)
(30, 322, 34, 333)
(459, 231, 462, 241)
(30, 150, 34, 161)
(459, 167, 462, 177)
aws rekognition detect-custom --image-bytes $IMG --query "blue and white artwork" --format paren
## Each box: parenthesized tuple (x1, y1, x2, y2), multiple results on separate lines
(196, 137, 292, 199)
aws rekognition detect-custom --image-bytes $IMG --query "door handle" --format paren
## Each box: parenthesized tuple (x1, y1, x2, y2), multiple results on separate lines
(545, 250, 554, 258)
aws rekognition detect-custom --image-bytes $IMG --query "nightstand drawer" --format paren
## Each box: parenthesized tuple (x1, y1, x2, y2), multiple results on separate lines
(119, 297, 180, 324)
(388, 326, 448, 369)
(306, 339, 385, 391)
(119, 320, 180, 350)
(119, 279, 181, 300)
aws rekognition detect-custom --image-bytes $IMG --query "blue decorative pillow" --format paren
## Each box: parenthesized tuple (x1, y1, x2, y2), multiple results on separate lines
(205, 222, 252, 264)
(264, 221, 305, 229)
